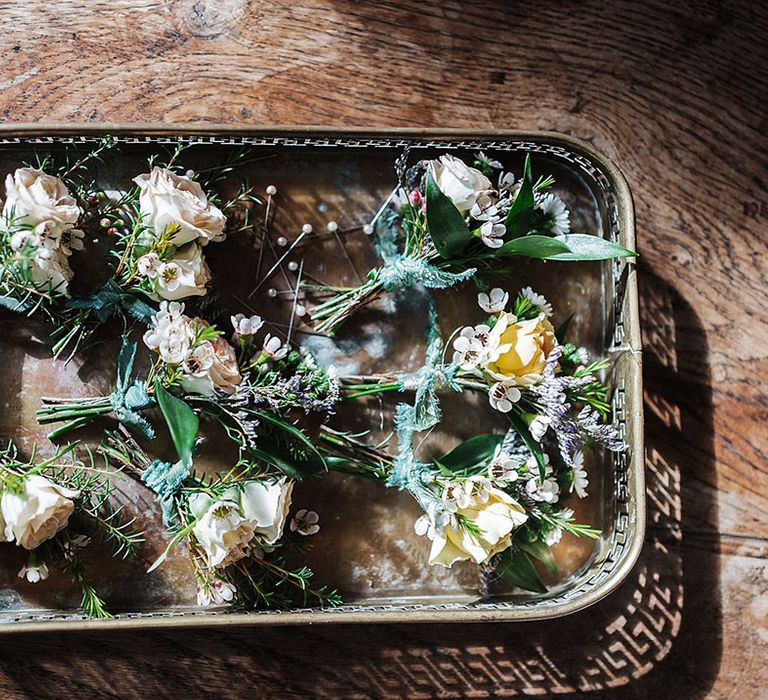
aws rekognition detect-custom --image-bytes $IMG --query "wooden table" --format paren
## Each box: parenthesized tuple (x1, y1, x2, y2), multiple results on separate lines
(1, 1, 765, 697)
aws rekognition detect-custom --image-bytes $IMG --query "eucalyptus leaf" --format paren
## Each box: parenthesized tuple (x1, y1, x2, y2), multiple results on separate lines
(497, 235, 570, 259)
(514, 529, 559, 575)
(425, 169, 472, 259)
(547, 234, 637, 260)
(436, 434, 504, 475)
(496, 548, 547, 593)
(507, 409, 547, 481)
(154, 380, 198, 467)
(504, 154, 534, 237)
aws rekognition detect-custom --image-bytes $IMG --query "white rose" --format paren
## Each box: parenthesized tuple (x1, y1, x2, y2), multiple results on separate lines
(133, 167, 226, 247)
(429, 154, 493, 215)
(428, 487, 526, 567)
(189, 494, 255, 569)
(2, 168, 81, 244)
(152, 243, 211, 301)
(1, 475, 80, 550)
(179, 324, 241, 397)
(226, 478, 293, 546)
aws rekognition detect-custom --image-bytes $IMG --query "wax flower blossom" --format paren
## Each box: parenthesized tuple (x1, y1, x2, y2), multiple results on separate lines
(135, 242, 211, 301)
(143, 301, 242, 396)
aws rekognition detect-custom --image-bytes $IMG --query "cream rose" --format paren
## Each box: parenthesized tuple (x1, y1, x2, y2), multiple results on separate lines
(229, 478, 293, 546)
(429, 487, 527, 567)
(133, 167, 226, 247)
(179, 320, 241, 397)
(189, 494, 255, 569)
(484, 312, 557, 386)
(1, 475, 80, 550)
(189, 478, 293, 569)
(146, 243, 211, 301)
(2, 168, 81, 244)
(429, 154, 493, 215)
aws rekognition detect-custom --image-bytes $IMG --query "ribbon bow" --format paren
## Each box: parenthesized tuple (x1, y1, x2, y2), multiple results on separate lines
(109, 337, 155, 440)
(141, 459, 190, 527)
(68, 279, 156, 324)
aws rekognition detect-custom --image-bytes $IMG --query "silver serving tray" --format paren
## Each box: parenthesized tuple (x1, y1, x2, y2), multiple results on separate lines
(0, 127, 643, 632)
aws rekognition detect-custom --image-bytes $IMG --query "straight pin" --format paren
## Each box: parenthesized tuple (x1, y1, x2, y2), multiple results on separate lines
(248, 224, 312, 297)
(286, 258, 304, 346)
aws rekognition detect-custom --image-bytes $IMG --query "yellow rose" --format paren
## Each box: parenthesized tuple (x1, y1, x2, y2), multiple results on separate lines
(429, 488, 527, 567)
(485, 312, 556, 386)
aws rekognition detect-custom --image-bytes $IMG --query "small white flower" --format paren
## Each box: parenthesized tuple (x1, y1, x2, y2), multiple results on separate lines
(188, 497, 254, 569)
(452, 328, 485, 370)
(525, 463, 560, 504)
(477, 287, 509, 314)
(465, 476, 491, 504)
(529, 414, 552, 442)
(231, 313, 264, 339)
(488, 382, 521, 413)
(197, 578, 237, 607)
(440, 480, 472, 512)
(290, 509, 320, 536)
(535, 192, 570, 236)
(476, 151, 503, 170)
(9, 230, 41, 251)
(479, 220, 506, 249)
(469, 193, 500, 222)
(570, 452, 589, 499)
(414, 514, 436, 540)
(544, 508, 573, 546)
(18, 555, 49, 583)
(59, 228, 85, 255)
(261, 333, 288, 361)
(487, 446, 520, 483)
(520, 286, 554, 318)
(136, 252, 161, 277)
(498, 171, 516, 191)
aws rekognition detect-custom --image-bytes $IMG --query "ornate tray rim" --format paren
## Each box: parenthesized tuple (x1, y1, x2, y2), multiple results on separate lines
(0, 126, 644, 632)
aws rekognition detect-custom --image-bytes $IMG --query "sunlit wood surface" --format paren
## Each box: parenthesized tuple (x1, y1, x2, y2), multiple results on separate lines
(0, 1, 765, 697)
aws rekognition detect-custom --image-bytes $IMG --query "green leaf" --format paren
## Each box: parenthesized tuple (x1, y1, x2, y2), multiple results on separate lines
(496, 548, 547, 593)
(507, 409, 547, 481)
(504, 154, 534, 237)
(425, 169, 472, 259)
(514, 529, 559, 575)
(436, 434, 504, 475)
(254, 410, 325, 465)
(497, 235, 570, 259)
(547, 234, 637, 261)
(555, 313, 574, 343)
(249, 435, 327, 480)
(154, 380, 198, 467)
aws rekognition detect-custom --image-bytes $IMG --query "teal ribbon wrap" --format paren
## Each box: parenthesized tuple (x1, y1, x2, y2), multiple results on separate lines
(0, 295, 32, 313)
(378, 255, 476, 292)
(375, 210, 476, 293)
(141, 459, 190, 527)
(387, 302, 458, 503)
(396, 311, 460, 432)
(110, 337, 155, 440)
(67, 280, 156, 324)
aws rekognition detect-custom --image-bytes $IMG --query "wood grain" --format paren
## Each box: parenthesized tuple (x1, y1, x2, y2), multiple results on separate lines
(0, 0, 767, 697)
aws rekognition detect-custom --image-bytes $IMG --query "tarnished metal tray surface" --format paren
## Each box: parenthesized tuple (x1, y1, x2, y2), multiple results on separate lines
(0, 127, 643, 631)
